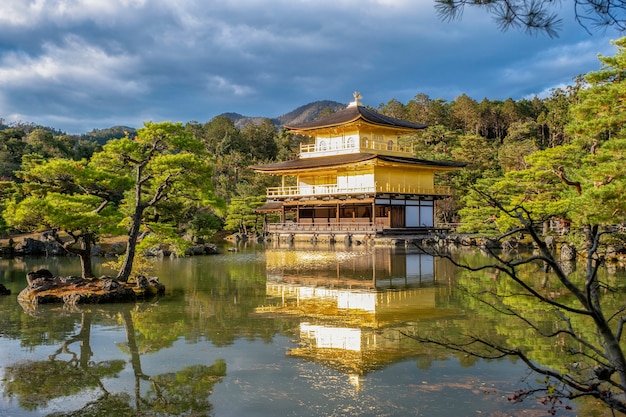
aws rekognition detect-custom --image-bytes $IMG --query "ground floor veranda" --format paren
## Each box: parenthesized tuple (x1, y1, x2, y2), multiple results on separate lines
(260, 196, 446, 239)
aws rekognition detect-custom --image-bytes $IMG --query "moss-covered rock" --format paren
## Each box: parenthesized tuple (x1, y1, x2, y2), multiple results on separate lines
(17, 269, 165, 308)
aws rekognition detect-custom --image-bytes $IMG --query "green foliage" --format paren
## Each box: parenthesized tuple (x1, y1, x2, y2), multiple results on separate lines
(5, 194, 121, 234)
(201, 115, 242, 156)
(25, 128, 72, 159)
(146, 361, 227, 415)
(240, 118, 279, 161)
(0, 129, 28, 179)
(450, 94, 480, 135)
(4, 358, 125, 410)
(78, 126, 136, 145)
(410, 125, 459, 161)
(3, 156, 126, 243)
(459, 37, 626, 236)
(186, 208, 223, 241)
(92, 121, 220, 280)
(224, 196, 268, 234)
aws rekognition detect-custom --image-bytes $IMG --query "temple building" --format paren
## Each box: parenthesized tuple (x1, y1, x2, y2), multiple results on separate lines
(252, 93, 465, 241)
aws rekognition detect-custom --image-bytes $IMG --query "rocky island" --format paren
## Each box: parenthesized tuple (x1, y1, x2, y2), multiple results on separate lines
(17, 269, 165, 310)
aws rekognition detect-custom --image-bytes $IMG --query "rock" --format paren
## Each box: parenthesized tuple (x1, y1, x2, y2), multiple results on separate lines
(185, 244, 220, 256)
(135, 275, 165, 296)
(204, 244, 219, 254)
(560, 243, 577, 262)
(459, 236, 476, 247)
(501, 239, 518, 253)
(15, 238, 47, 255)
(13, 238, 65, 256)
(482, 238, 501, 249)
(110, 242, 127, 255)
(186, 245, 206, 256)
(0, 284, 10, 295)
(26, 269, 54, 285)
(144, 246, 172, 257)
(100, 278, 120, 291)
(59, 276, 84, 285)
(91, 245, 102, 256)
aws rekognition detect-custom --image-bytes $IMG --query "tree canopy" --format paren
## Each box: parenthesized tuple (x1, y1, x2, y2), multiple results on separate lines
(458, 37, 626, 238)
(91, 121, 218, 281)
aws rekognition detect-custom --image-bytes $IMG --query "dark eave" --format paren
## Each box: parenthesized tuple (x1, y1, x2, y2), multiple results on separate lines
(284, 105, 427, 132)
(250, 153, 466, 173)
(377, 154, 466, 168)
(251, 153, 377, 172)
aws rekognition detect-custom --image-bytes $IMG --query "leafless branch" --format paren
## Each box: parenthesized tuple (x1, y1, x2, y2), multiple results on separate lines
(435, 0, 626, 37)
(552, 165, 582, 195)
(91, 199, 109, 214)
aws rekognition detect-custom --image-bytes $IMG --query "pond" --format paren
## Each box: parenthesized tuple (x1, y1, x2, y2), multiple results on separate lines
(0, 243, 616, 416)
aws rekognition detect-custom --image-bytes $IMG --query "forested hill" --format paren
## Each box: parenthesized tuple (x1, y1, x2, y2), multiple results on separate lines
(220, 100, 345, 129)
(79, 126, 137, 145)
(0, 100, 345, 139)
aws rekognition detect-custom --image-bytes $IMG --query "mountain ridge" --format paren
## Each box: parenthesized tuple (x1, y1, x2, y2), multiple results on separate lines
(0, 100, 348, 137)
(219, 100, 346, 129)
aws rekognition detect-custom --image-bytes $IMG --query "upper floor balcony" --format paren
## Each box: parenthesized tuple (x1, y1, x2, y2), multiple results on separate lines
(300, 137, 414, 159)
(266, 183, 452, 199)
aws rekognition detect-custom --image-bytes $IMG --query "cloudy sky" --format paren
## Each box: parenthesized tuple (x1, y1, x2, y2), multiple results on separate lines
(0, 0, 622, 134)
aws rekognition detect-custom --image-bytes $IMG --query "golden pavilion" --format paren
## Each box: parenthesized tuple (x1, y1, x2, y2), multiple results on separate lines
(252, 93, 465, 242)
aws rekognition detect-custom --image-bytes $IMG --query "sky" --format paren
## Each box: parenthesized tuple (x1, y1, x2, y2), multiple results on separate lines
(0, 0, 622, 134)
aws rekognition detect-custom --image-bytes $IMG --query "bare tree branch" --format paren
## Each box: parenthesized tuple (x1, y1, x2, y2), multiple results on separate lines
(552, 165, 582, 195)
(435, 0, 626, 37)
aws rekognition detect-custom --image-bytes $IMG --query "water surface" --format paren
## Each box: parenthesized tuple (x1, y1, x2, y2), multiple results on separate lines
(0, 244, 604, 416)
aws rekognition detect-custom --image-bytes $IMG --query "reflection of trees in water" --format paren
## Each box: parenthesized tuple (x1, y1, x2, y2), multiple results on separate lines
(3, 307, 226, 416)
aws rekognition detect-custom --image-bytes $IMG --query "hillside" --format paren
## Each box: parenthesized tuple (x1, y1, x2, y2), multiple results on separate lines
(0, 100, 346, 138)
(219, 100, 345, 129)
(78, 126, 137, 144)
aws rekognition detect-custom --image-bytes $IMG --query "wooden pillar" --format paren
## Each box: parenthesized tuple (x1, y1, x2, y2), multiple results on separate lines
(371, 199, 376, 227)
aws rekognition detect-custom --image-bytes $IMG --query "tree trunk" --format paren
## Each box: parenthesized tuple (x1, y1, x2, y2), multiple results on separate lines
(78, 236, 95, 279)
(117, 206, 142, 282)
(117, 163, 147, 282)
(58, 233, 95, 279)
(120, 308, 148, 411)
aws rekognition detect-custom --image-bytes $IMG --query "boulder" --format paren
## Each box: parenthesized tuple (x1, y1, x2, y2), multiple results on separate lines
(91, 245, 102, 256)
(560, 243, 577, 262)
(135, 275, 165, 296)
(110, 242, 127, 255)
(185, 243, 219, 256)
(13, 238, 65, 256)
(26, 269, 55, 285)
(0, 284, 10, 295)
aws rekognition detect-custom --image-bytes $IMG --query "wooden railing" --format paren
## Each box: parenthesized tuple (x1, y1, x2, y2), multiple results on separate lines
(266, 184, 375, 198)
(266, 221, 380, 233)
(299, 139, 413, 157)
(265, 222, 450, 235)
(266, 184, 451, 198)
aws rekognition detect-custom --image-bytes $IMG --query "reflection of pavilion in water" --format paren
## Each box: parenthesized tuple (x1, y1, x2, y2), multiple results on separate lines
(258, 246, 461, 389)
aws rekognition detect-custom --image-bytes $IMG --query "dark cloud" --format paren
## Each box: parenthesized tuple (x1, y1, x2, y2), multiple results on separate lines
(0, 0, 620, 133)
